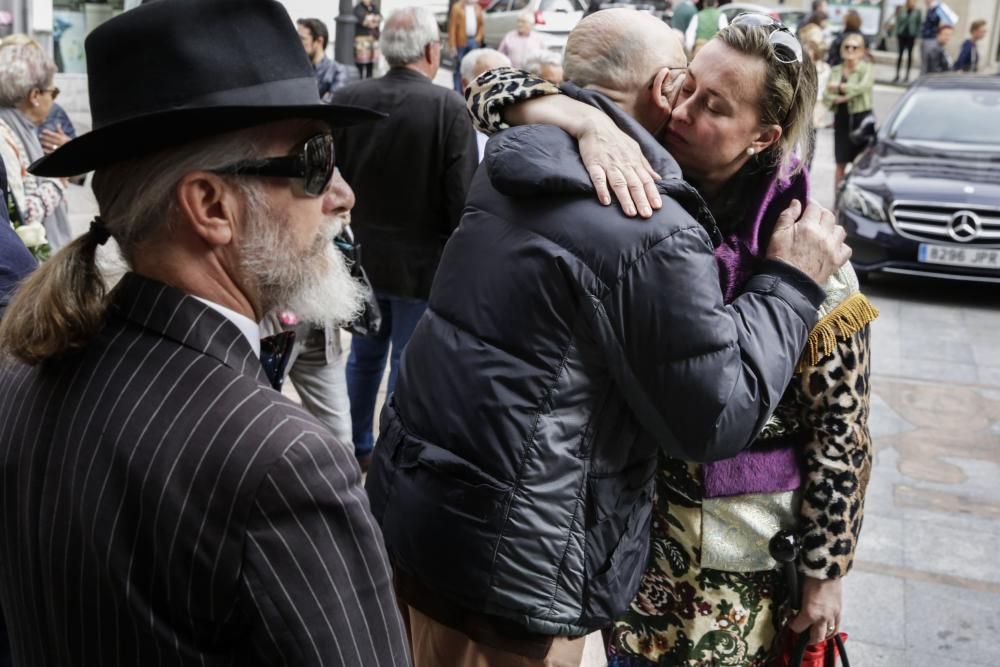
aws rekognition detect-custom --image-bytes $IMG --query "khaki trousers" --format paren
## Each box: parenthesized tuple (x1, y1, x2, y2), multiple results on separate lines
(406, 605, 587, 667)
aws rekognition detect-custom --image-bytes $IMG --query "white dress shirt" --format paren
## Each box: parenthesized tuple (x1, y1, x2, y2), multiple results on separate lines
(193, 296, 261, 358)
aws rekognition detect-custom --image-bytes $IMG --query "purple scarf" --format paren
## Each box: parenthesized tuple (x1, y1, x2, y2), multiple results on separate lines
(703, 160, 810, 499)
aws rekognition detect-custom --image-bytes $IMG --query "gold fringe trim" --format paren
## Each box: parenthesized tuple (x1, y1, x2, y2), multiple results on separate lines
(797, 293, 880, 372)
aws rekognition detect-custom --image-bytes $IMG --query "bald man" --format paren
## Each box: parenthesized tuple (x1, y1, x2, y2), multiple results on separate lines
(368, 10, 850, 667)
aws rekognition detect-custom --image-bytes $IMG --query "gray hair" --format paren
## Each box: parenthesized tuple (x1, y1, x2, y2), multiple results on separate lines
(460, 48, 511, 84)
(0, 127, 273, 364)
(0, 43, 56, 107)
(523, 50, 562, 77)
(380, 7, 440, 67)
(92, 127, 269, 265)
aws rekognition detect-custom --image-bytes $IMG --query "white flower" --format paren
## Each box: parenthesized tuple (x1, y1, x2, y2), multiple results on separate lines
(15, 223, 48, 248)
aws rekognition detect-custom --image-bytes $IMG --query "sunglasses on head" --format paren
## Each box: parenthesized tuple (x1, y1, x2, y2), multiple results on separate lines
(212, 133, 335, 197)
(730, 13, 804, 65)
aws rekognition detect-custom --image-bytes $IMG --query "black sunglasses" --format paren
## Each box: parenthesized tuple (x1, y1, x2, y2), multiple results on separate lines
(730, 13, 804, 65)
(212, 134, 335, 197)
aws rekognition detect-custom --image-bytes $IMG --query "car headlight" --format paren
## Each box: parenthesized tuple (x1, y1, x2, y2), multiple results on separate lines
(839, 183, 887, 222)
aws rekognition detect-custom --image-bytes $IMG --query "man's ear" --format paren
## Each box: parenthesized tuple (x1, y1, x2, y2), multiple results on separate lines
(175, 172, 239, 249)
(751, 124, 783, 155)
(649, 67, 674, 114)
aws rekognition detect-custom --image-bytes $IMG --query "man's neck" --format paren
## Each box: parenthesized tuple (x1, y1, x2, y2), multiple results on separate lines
(400, 63, 433, 79)
(311, 50, 325, 66)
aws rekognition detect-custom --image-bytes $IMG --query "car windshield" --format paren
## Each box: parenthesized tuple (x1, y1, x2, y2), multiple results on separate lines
(889, 88, 1000, 151)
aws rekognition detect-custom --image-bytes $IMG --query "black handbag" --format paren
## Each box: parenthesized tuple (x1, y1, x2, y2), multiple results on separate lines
(334, 225, 382, 337)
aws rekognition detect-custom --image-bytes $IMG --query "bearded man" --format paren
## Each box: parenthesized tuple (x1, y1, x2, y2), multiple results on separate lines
(0, 1, 409, 665)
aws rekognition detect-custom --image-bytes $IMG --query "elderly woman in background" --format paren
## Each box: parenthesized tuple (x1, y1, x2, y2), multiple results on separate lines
(0, 42, 70, 252)
(825, 31, 873, 198)
(1, 33, 76, 156)
(497, 13, 546, 69)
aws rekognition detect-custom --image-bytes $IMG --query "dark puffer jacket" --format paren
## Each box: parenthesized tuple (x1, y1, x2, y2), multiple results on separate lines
(366, 85, 826, 637)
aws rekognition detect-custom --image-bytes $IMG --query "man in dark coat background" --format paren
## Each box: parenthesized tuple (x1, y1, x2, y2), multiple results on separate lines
(0, 1, 408, 665)
(333, 6, 477, 469)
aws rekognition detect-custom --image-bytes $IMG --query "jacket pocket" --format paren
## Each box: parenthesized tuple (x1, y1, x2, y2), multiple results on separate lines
(580, 461, 655, 623)
(381, 431, 513, 605)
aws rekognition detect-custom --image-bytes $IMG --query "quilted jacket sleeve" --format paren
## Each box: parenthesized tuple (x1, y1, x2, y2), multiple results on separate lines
(594, 219, 826, 463)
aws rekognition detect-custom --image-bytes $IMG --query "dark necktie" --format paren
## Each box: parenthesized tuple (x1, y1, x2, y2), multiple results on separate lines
(259, 331, 296, 391)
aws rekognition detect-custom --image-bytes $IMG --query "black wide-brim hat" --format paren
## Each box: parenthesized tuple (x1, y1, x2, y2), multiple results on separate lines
(30, 0, 384, 177)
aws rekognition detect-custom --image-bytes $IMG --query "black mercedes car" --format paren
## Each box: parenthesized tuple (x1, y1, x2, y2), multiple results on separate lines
(838, 75, 1000, 284)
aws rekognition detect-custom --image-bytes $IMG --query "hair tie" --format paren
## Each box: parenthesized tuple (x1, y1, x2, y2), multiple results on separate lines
(89, 216, 111, 246)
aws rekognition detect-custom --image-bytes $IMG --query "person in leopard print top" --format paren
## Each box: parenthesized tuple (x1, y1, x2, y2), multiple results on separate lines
(466, 14, 876, 667)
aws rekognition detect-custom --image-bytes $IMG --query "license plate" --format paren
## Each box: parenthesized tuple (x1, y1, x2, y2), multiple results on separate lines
(918, 243, 1000, 269)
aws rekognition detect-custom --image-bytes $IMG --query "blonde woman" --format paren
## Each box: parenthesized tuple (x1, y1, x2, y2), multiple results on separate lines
(823, 33, 873, 198)
(799, 22, 831, 169)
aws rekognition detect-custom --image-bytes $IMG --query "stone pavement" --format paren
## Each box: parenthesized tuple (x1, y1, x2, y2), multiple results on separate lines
(840, 276, 1000, 667)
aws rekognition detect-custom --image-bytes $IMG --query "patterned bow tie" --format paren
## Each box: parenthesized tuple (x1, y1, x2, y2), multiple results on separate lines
(259, 331, 297, 391)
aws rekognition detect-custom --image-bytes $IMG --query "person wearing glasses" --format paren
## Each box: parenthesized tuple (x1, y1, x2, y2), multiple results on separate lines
(0, 41, 71, 251)
(368, 8, 856, 666)
(0, 33, 78, 157)
(461, 12, 875, 666)
(0, 1, 410, 665)
(824, 32, 873, 197)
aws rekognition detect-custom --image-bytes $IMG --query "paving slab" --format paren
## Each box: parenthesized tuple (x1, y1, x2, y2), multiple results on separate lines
(906, 578, 1000, 666)
(842, 570, 906, 650)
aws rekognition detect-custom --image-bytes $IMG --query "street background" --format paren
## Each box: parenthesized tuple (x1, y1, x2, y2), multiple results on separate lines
(56, 38, 1000, 667)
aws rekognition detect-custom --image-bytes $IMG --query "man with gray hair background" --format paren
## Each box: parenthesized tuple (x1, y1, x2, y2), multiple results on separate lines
(332, 6, 477, 470)
(459, 47, 511, 160)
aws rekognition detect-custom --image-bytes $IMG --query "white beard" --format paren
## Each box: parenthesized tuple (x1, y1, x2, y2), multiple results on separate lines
(239, 198, 365, 328)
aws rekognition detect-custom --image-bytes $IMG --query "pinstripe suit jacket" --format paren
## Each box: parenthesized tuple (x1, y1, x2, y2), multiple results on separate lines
(0, 273, 409, 666)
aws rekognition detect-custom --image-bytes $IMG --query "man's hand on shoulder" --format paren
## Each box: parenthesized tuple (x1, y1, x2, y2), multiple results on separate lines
(766, 199, 852, 286)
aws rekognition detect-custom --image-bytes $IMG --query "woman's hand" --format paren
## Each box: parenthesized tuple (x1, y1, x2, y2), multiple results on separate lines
(39, 127, 70, 154)
(575, 111, 662, 218)
(789, 576, 843, 645)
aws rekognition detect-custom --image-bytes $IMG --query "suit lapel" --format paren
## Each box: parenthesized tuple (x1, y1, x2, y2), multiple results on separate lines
(109, 272, 269, 387)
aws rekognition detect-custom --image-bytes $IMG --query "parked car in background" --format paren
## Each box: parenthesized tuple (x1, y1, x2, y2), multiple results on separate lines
(838, 75, 1000, 284)
(482, 0, 586, 52)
